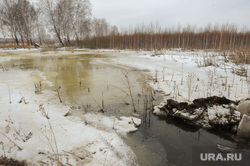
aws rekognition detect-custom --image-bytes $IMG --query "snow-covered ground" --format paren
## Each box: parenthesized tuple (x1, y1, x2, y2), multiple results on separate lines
(104, 49, 250, 135)
(0, 50, 141, 165)
(0, 48, 250, 165)
(106, 49, 249, 102)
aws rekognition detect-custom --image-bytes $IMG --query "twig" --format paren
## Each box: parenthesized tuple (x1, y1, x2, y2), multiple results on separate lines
(8, 85, 11, 104)
(123, 72, 136, 113)
(102, 92, 104, 110)
(56, 87, 62, 103)
(0, 131, 23, 151)
(108, 85, 129, 96)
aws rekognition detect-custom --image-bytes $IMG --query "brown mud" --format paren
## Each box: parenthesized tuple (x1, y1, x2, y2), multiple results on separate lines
(158, 96, 242, 130)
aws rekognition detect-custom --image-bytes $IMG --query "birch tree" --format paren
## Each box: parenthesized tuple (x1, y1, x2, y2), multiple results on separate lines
(39, 0, 91, 46)
(0, 0, 20, 45)
(0, 0, 38, 45)
(39, 0, 64, 46)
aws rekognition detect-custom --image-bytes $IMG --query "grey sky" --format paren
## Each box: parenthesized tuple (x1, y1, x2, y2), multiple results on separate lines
(90, 0, 250, 29)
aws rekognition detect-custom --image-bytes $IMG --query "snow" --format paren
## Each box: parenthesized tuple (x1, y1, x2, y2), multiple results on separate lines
(95, 49, 249, 133)
(105, 49, 249, 133)
(207, 105, 241, 125)
(237, 115, 250, 138)
(237, 100, 250, 115)
(0, 48, 37, 52)
(0, 54, 141, 165)
(1, 48, 250, 164)
(153, 103, 168, 116)
(173, 109, 200, 121)
(82, 113, 141, 136)
(108, 49, 250, 102)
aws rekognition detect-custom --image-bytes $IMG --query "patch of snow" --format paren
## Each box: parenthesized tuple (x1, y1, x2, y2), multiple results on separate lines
(153, 102, 168, 116)
(237, 100, 250, 116)
(83, 113, 141, 136)
(207, 105, 241, 125)
(153, 106, 168, 116)
(237, 115, 250, 138)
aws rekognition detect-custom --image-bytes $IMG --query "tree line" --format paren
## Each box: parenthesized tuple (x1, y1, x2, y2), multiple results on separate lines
(0, 0, 249, 52)
(83, 23, 250, 52)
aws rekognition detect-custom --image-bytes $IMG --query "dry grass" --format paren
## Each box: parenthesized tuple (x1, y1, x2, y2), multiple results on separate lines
(227, 48, 250, 64)
(0, 42, 32, 49)
(0, 41, 62, 51)
(39, 104, 62, 165)
(39, 47, 59, 52)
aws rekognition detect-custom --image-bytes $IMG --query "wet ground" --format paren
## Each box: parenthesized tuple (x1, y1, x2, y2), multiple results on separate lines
(4, 50, 250, 166)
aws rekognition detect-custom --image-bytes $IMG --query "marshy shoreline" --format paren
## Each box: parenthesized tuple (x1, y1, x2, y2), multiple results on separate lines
(0, 48, 250, 166)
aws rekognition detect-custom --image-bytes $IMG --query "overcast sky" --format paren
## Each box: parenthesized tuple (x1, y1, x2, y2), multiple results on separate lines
(90, 0, 250, 29)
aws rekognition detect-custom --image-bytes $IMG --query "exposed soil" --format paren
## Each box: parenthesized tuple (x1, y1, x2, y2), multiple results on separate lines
(0, 157, 26, 166)
(161, 96, 238, 114)
(157, 96, 242, 130)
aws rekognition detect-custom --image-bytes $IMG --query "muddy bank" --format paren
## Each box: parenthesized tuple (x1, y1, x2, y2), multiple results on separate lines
(154, 96, 250, 137)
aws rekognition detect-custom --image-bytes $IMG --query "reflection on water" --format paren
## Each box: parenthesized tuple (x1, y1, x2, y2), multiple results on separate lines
(10, 54, 151, 116)
(9, 53, 250, 166)
(127, 112, 250, 166)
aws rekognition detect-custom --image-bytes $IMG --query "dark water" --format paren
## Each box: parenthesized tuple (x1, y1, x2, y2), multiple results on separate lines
(9, 52, 250, 166)
(127, 112, 250, 166)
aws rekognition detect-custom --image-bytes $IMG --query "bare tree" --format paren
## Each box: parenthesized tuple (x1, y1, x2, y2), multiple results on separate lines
(54, 0, 72, 45)
(16, 0, 38, 45)
(0, 0, 20, 45)
(39, 0, 64, 46)
(0, 0, 38, 46)
(110, 25, 118, 48)
(92, 17, 110, 48)
(39, 0, 91, 47)
(0, 13, 8, 43)
(36, 23, 47, 45)
(72, 0, 92, 41)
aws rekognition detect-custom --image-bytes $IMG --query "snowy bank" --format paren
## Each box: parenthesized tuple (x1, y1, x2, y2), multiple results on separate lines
(105, 49, 250, 137)
(237, 115, 250, 138)
(108, 49, 249, 102)
(0, 58, 141, 165)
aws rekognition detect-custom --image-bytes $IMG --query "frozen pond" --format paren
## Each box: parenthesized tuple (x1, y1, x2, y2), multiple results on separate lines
(2, 50, 250, 166)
